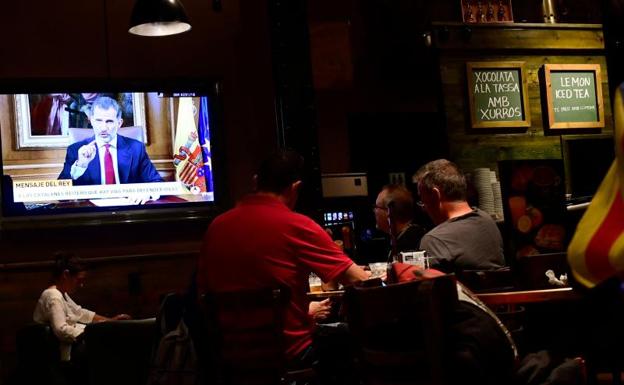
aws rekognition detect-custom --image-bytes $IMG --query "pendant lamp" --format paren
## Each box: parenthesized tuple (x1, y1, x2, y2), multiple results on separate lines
(129, 0, 192, 37)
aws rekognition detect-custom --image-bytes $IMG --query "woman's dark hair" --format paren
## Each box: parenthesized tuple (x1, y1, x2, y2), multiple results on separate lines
(255, 149, 305, 194)
(52, 251, 87, 279)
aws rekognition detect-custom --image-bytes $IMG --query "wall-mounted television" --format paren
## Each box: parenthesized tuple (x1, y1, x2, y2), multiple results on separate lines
(0, 80, 223, 229)
(561, 134, 615, 201)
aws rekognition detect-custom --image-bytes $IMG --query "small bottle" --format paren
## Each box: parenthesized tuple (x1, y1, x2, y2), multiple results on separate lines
(542, 0, 557, 23)
(477, 1, 486, 22)
(465, 0, 476, 23)
(486, 0, 495, 21)
(497, 0, 506, 21)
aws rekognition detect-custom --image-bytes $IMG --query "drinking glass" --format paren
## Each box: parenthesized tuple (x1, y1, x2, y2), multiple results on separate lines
(308, 273, 322, 293)
(368, 262, 387, 279)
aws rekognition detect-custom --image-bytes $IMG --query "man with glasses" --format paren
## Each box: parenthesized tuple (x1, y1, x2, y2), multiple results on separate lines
(373, 184, 426, 256)
(58, 96, 162, 186)
(413, 159, 505, 273)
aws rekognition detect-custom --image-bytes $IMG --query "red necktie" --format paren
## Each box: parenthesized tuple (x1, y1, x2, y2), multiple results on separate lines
(104, 144, 116, 184)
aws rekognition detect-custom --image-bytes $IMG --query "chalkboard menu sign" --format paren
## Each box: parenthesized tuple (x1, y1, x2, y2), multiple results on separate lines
(466, 61, 530, 129)
(544, 64, 604, 130)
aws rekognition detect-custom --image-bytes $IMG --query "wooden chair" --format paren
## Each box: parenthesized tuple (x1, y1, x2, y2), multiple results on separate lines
(514, 252, 569, 290)
(84, 318, 157, 385)
(14, 323, 67, 385)
(455, 267, 516, 293)
(199, 287, 316, 385)
(580, 277, 624, 385)
(343, 275, 458, 385)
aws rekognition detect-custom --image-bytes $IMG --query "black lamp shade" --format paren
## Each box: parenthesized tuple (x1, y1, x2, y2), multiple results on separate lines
(129, 0, 191, 37)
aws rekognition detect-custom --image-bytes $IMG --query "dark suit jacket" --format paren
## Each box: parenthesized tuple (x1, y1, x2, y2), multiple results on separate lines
(58, 135, 163, 185)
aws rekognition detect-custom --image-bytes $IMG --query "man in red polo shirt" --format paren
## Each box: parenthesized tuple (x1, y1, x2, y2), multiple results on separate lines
(196, 150, 369, 365)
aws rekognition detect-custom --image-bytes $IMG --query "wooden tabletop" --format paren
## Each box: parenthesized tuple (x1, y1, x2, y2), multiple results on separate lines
(307, 290, 345, 300)
(474, 287, 581, 306)
(308, 286, 583, 305)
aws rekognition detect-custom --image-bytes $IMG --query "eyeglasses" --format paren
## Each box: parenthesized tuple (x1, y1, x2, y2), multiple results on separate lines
(92, 118, 119, 127)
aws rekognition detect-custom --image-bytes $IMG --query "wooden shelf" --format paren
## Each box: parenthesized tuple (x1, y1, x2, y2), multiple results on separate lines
(431, 22, 604, 51)
(432, 21, 602, 30)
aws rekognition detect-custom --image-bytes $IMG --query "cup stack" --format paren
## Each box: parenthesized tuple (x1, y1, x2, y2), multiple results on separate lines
(491, 182, 504, 221)
(473, 168, 495, 216)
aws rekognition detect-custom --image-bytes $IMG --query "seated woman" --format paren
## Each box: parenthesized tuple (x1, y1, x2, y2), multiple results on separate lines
(33, 252, 130, 362)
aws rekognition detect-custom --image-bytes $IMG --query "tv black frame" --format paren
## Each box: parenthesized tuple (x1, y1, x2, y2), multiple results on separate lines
(0, 78, 227, 231)
(560, 133, 615, 199)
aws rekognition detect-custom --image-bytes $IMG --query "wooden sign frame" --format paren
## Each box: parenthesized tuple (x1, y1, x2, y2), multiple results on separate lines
(543, 64, 604, 130)
(466, 61, 531, 129)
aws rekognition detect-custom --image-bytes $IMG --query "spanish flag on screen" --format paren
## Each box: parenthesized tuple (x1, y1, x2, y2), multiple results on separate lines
(173, 97, 207, 194)
(568, 84, 624, 288)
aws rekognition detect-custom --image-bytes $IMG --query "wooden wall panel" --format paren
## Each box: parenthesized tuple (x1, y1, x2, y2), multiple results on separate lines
(434, 22, 605, 51)
(435, 24, 613, 173)
(0, 0, 278, 381)
(0, 0, 278, 202)
(0, 0, 108, 79)
(0, 252, 197, 382)
(105, 0, 237, 79)
(309, 0, 442, 174)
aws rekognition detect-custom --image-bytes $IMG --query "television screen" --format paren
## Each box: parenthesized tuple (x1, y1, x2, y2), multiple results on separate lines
(561, 134, 615, 200)
(0, 87, 219, 224)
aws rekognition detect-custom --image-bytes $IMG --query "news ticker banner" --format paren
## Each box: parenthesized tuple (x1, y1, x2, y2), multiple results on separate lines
(11, 180, 212, 202)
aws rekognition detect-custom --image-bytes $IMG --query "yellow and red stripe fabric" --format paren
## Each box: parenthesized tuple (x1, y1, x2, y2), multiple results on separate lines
(567, 84, 624, 288)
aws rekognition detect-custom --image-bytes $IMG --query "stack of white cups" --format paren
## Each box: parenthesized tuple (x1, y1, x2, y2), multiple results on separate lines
(491, 182, 504, 221)
(473, 168, 495, 216)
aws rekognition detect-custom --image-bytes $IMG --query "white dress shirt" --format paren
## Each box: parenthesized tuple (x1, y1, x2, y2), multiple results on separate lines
(33, 286, 95, 361)
(70, 136, 120, 184)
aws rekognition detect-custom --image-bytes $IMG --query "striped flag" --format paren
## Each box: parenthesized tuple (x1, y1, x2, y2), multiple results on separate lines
(568, 84, 624, 288)
(173, 97, 206, 193)
(178, 146, 203, 186)
(197, 96, 213, 192)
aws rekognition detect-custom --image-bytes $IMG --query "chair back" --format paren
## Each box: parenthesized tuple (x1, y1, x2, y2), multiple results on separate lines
(515, 252, 569, 289)
(200, 287, 290, 385)
(456, 267, 516, 293)
(16, 323, 60, 363)
(84, 318, 156, 385)
(344, 275, 457, 385)
(14, 323, 67, 385)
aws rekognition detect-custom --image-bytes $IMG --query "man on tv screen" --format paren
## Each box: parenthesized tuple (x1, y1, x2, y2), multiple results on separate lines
(58, 96, 162, 186)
